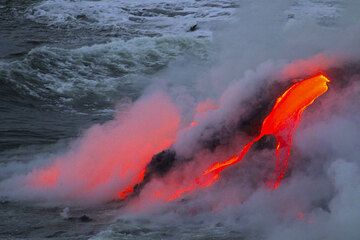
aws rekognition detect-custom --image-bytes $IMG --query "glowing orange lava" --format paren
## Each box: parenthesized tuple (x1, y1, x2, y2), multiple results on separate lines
(118, 168, 146, 200)
(166, 74, 330, 200)
(116, 99, 219, 200)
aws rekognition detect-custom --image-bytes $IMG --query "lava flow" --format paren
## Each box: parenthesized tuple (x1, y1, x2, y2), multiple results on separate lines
(200, 74, 329, 187)
(120, 74, 330, 202)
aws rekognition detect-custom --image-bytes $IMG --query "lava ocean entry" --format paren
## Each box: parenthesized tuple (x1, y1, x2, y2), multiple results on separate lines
(20, 72, 333, 206)
(119, 74, 330, 202)
(2, 1, 360, 239)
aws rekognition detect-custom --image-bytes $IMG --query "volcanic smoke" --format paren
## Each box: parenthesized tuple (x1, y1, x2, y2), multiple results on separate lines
(120, 74, 330, 202)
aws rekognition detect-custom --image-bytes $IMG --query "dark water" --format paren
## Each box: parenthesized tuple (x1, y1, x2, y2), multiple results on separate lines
(0, 3, 120, 237)
(0, 201, 116, 240)
(0, 0, 115, 154)
(0, 0, 237, 239)
(0, 0, 226, 154)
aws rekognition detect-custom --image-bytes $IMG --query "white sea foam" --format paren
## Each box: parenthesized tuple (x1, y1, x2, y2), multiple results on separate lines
(0, 36, 210, 110)
(26, 0, 238, 37)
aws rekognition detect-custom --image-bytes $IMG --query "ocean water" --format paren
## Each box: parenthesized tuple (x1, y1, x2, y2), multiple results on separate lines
(1, 0, 359, 239)
(0, 1, 237, 239)
(0, 0, 228, 153)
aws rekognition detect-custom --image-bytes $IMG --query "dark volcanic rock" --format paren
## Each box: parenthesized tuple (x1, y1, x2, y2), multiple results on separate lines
(79, 215, 92, 222)
(188, 24, 198, 32)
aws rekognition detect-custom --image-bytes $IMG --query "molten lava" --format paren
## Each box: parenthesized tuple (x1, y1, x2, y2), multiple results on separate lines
(166, 74, 330, 200)
(119, 74, 330, 202)
(205, 74, 329, 184)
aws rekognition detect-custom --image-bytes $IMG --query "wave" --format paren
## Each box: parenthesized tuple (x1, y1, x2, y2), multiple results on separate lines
(25, 0, 238, 37)
(0, 36, 210, 112)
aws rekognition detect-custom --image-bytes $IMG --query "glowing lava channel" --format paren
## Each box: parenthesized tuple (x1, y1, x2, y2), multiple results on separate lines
(120, 74, 330, 201)
(167, 74, 330, 200)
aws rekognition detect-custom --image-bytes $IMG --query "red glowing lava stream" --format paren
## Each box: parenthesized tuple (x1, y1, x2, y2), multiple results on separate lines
(120, 74, 330, 201)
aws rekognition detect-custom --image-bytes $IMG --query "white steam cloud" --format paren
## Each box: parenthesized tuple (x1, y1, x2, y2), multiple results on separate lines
(0, 92, 180, 205)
